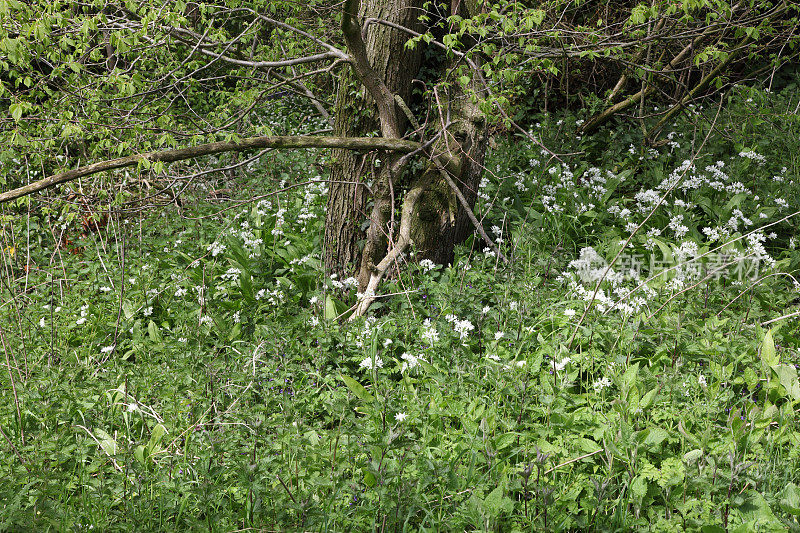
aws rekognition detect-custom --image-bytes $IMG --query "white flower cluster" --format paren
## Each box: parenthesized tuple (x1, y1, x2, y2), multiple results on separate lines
(76, 304, 89, 325)
(421, 319, 439, 344)
(400, 352, 423, 372)
(745, 231, 776, 270)
(271, 208, 287, 237)
(478, 177, 491, 201)
(593, 377, 612, 391)
(738, 150, 766, 166)
(354, 316, 379, 349)
(207, 241, 226, 257)
(359, 356, 383, 371)
(329, 274, 358, 290)
(220, 267, 241, 282)
(419, 259, 436, 272)
(554, 357, 571, 372)
(514, 173, 529, 192)
(568, 247, 616, 284)
(668, 214, 688, 239)
(445, 314, 474, 339)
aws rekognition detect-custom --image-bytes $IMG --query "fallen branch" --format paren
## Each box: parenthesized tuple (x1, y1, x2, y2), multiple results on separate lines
(578, 34, 703, 135)
(646, 34, 750, 138)
(0, 135, 420, 204)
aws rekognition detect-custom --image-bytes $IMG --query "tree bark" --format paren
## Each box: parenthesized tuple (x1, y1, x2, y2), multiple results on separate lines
(409, 1, 489, 267)
(409, 85, 488, 266)
(323, 0, 425, 279)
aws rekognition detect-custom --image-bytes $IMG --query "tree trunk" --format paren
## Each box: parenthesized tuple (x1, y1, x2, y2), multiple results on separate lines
(409, 83, 488, 266)
(410, 3, 489, 267)
(323, 0, 425, 278)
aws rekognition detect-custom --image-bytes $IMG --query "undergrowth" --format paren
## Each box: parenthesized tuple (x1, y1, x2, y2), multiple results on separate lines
(1, 84, 799, 531)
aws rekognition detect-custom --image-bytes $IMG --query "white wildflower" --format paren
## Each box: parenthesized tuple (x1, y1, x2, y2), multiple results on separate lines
(593, 377, 612, 392)
(207, 241, 226, 256)
(419, 259, 436, 272)
(401, 352, 423, 372)
(359, 356, 384, 371)
(453, 319, 475, 339)
(421, 319, 439, 344)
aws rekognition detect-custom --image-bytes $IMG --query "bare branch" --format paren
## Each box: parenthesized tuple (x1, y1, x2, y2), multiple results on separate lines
(0, 136, 420, 204)
(436, 167, 508, 264)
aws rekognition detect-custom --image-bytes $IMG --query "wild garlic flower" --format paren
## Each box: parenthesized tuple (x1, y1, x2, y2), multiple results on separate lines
(400, 353, 423, 372)
(207, 241, 226, 256)
(738, 150, 766, 165)
(593, 377, 612, 391)
(452, 319, 474, 339)
(554, 357, 571, 372)
(419, 259, 436, 272)
(359, 356, 383, 371)
(421, 319, 439, 344)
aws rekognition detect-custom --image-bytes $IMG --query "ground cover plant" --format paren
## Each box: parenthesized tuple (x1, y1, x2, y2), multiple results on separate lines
(1, 77, 799, 531)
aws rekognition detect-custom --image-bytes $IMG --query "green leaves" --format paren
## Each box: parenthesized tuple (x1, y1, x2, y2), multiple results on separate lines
(340, 374, 375, 404)
(760, 328, 800, 401)
(9, 102, 22, 122)
(134, 423, 168, 465)
(760, 328, 778, 368)
(779, 483, 800, 516)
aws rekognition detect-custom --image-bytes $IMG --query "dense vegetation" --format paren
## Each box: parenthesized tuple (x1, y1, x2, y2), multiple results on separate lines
(1, 78, 799, 530)
(2, 0, 800, 531)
